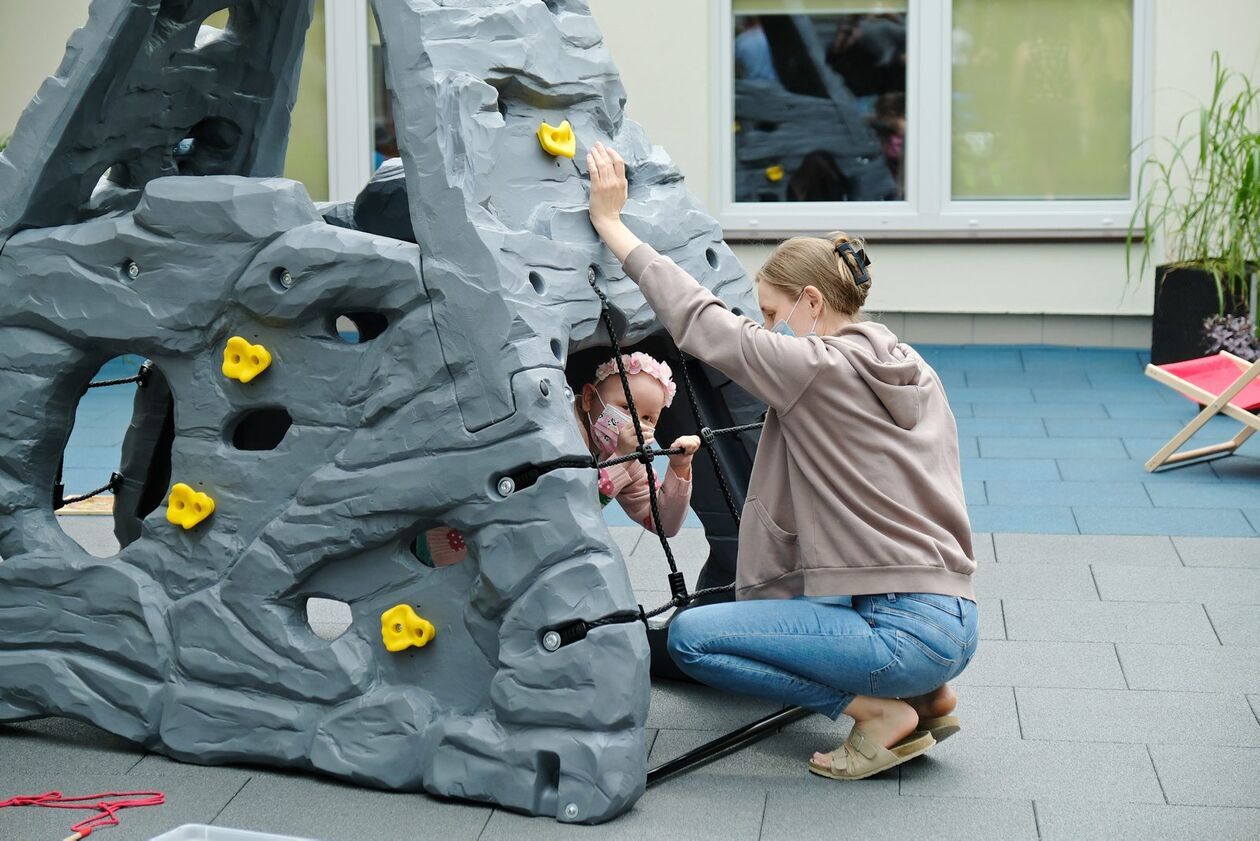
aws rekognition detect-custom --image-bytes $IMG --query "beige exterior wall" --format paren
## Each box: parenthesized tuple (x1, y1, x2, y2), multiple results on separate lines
(0, 1, 92, 137)
(590, 0, 1260, 319)
(4, 1, 1255, 333)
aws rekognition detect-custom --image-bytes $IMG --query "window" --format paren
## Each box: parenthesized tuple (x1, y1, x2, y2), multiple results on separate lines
(717, 0, 1152, 237)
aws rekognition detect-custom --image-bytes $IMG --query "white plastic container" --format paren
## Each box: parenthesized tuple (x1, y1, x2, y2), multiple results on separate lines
(148, 825, 320, 841)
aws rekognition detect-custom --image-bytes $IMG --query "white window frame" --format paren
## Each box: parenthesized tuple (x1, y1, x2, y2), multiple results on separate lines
(712, 0, 1155, 239)
(324, 0, 373, 204)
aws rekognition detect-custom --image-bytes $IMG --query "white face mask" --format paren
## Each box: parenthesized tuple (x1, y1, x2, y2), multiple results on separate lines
(770, 289, 819, 338)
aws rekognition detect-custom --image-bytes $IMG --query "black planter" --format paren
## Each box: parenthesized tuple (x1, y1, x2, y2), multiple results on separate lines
(1151, 265, 1250, 365)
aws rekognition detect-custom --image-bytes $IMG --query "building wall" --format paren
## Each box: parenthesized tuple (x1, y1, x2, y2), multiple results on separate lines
(0, 1, 90, 137)
(589, 0, 1260, 342)
(4, 1, 1256, 344)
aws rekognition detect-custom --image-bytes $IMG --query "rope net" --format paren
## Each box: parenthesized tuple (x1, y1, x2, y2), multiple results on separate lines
(544, 275, 763, 649)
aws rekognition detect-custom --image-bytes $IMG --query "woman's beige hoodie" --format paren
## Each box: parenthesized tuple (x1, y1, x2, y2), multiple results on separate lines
(624, 244, 976, 601)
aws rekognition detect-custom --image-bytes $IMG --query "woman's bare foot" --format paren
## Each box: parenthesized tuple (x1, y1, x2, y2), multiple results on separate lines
(905, 684, 957, 721)
(811, 695, 918, 768)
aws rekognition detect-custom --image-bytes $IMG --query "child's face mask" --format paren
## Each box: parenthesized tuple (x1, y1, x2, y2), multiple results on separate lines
(588, 392, 651, 455)
(770, 289, 819, 338)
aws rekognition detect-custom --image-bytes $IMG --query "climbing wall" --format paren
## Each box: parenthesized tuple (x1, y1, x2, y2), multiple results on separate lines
(0, 0, 759, 824)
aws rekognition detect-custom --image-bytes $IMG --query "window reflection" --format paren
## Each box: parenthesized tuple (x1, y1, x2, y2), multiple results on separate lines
(734, 12, 906, 203)
(951, 0, 1133, 200)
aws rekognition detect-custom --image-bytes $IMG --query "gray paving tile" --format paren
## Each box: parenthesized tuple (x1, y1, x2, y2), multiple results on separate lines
(763, 790, 1038, 841)
(128, 752, 300, 781)
(1149, 744, 1260, 806)
(1117, 644, 1260, 693)
(1172, 536, 1260, 567)
(1037, 800, 1260, 841)
(647, 728, 898, 790)
(481, 776, 767, 841)
(947, 684, 1021, 740)
(1093, 566, 1260, 605)
(624, 545, 705, 592)
(0, 772, 247, 841)
(1075, 506, 1257, 537)
(973, 563, 1098, 601)
(1205, 604, 1260, 645)
(55, 513, 120, 558)
(994, 533, 1180, 565)
(899, 736, 1164, 804)
(978, 598, 1006, 639)
(1003, 600, 1218, 644)
(1016, 687, 1260, 747)
(0, 717, 146, 775)
(212, 772, 492, 841)
(647, 680, 782, 731)
(972, 532, 995, 563)
(608, 525, 644, 558)
(953, 640, 1126, 689)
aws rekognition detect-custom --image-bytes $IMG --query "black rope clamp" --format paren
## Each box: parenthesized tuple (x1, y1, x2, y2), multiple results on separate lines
(667, 570, 689, 606)
(542, 620, 589, 651)
(699, 426, 716, 447)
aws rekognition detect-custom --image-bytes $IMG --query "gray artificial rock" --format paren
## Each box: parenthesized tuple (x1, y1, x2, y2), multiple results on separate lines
(0, 0, 762, 825)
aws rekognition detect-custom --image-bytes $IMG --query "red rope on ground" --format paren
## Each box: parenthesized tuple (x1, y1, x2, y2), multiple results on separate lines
(0, 790, 166, 839)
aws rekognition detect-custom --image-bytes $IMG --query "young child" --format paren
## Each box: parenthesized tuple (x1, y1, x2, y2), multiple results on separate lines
(414, 352, 700, 566)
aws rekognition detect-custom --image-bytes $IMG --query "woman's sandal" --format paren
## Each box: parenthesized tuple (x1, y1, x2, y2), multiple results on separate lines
(808, 727, 936, 781)
(917, 714, 961, 743)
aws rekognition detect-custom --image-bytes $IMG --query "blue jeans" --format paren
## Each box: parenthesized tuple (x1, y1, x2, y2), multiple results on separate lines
(667, 594, 980, 720)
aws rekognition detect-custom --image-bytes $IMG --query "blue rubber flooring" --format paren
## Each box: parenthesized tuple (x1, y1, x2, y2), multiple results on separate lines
(63, 347, 1260, 537)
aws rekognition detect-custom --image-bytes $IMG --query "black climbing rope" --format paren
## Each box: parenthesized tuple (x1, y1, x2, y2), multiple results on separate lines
(566, 273, 811, 786)
(57, 472, 123, 509)
(87, 360, 152, 390)
(538, 273, 769, 649)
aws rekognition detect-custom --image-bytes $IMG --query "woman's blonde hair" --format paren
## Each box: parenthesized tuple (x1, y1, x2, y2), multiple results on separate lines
(756, 231, 871, 316)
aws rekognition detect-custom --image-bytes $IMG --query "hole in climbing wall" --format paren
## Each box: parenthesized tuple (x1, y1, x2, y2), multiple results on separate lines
(332, 312, 390, 344)
(528, 271, 546, 294)
(174, 116, 243, 177)
(228, 407, 292, 451)
(706, 248, 720, 270)
(56, 355, 160, 558)
(409, 527, 471, 569)
(305, 597, 352, 641)
(550, 339, 565, 361)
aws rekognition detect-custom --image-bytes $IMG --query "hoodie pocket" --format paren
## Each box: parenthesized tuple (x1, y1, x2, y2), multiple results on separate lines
(749, 498, 797, 546)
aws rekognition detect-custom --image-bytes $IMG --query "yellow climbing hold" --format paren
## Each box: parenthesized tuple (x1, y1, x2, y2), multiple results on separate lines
(765, 165, 785, 182)
(166, 483, 215, 530)
(381, 604, 436, 652)
(222, 336, 272, 383)
(537, 120, 576, 159)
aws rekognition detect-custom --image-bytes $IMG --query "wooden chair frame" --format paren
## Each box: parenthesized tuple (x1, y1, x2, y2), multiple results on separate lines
(1144, 351, 1260, 472)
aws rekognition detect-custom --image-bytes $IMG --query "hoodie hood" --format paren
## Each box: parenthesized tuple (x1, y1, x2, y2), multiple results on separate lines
(824, 321, 927, 429)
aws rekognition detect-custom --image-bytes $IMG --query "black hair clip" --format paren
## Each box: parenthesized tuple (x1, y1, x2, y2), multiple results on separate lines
(834, 242, 872, 286)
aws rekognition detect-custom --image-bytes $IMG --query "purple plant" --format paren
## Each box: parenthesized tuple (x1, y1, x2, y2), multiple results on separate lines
(1203, 313, 1260, 360)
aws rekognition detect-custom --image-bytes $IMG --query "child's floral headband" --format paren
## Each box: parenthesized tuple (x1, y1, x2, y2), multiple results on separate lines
(593, 352, 677, 407)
